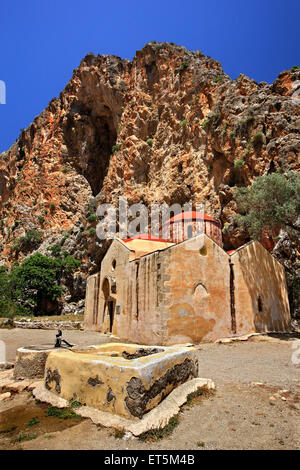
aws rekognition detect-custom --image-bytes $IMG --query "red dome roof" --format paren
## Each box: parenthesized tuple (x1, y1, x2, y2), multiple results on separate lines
(163, 211, 217, 225)
(122, 234, 171, 243)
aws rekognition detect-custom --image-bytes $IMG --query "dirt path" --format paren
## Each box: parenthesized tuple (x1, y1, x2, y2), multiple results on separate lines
(0, 330, 299, 450)
(0, 328, 123, 362)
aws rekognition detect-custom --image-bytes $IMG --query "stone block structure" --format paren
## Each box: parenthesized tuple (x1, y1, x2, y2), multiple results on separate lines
(44, 343, 198, 418)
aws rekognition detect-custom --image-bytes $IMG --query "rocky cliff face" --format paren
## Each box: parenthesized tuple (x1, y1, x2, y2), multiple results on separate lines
(0, 42, 299, 315)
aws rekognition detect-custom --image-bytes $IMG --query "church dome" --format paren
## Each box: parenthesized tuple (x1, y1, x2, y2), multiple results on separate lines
(162, 211, 223, 247)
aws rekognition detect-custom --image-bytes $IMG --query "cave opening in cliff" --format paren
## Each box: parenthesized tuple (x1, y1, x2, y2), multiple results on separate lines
(85, 113, 117, 196)
(64, 103, 117, 197)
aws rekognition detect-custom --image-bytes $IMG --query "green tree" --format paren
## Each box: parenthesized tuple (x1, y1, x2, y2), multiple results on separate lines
(12, 230, 42, 255)
(0, 266, 17, 318)
(47, 244, 81, 271)
(10, 253, 62, 314)
(0, 244, 81, 317)
(233, 171, 300, 239)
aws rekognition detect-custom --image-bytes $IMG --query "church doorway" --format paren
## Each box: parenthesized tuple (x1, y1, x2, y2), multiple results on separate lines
(102, 277, 116, 333)
(108, 300, 115, 332)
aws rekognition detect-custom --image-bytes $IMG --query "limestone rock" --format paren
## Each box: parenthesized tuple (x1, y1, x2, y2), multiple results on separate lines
(33, 385, 69, 408)
(8, 380, 31, 392)
(0, 391, 11, 401)
(0, 42, 298, 316)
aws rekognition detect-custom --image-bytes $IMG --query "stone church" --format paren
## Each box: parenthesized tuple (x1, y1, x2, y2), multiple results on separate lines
(84, 212, 291, 344)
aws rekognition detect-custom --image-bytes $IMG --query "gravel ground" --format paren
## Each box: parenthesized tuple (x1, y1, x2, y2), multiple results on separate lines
(0, 329, 299, 450)
(0, 328, 123, 363)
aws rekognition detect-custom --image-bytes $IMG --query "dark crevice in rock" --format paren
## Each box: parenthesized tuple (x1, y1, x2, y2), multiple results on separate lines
(106, 387, 115, 403)
(87, 375, 104, 387)
(45, 368, 61, 394)
(122, 348, 163, 360)
(125, 358, 198, 418)
(63, 107, 117, 196)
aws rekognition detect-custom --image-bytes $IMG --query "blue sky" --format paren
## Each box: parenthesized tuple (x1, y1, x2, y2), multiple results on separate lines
(0, 0, 299, 153)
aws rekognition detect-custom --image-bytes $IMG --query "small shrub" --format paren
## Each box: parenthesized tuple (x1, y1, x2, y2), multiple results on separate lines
(113, 428, 125, 439)
(69, 399, 81, 409)
(26, 417, 39, 427)
(11, 220, 20, 231)
(181, 119, 187, 128)
(62, 166, 68, 173)
(229, 131, 236, 142)
(15, 433, 37, 442)
(291, 65, 300, 71)
(246, 113, 255, 124)
(112, 144, 121, 154)
(87, 213, 97, 223)
(138, 416, 179, 441)
(221, 121, 229, 136)
(214, 76, 224, 83)
(89, 227, 96, 237)
(185, 387, 215, 408)
(234, 159, 245, 169)
(251, 132, 264, 149)
(49, 202, 55, 210)
(197, 441, 205, 447)
(12, 229, 43, 254)
(38, 215, 45, 224)
(146, 138, 153, 147)
(46, 406, 78, 419)
(202, 119, 210, 129)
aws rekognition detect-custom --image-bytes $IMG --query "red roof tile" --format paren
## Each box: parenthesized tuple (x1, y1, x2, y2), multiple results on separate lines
(122, 234, 171, 243)
(164, 211, 217, 224)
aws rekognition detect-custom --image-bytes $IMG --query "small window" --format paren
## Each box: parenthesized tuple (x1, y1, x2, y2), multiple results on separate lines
(258, 296, 263, 312)
(199, 245, 207, 256)
(187, 225, 193, 239)
(111, 283, 117, 294)
(112, 259, 116, 271)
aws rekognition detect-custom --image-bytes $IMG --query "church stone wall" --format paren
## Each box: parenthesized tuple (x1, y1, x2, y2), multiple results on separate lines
(84, 236, 291, 345)
(161, 235, 232, 344)
(231, 241, 291, 335)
